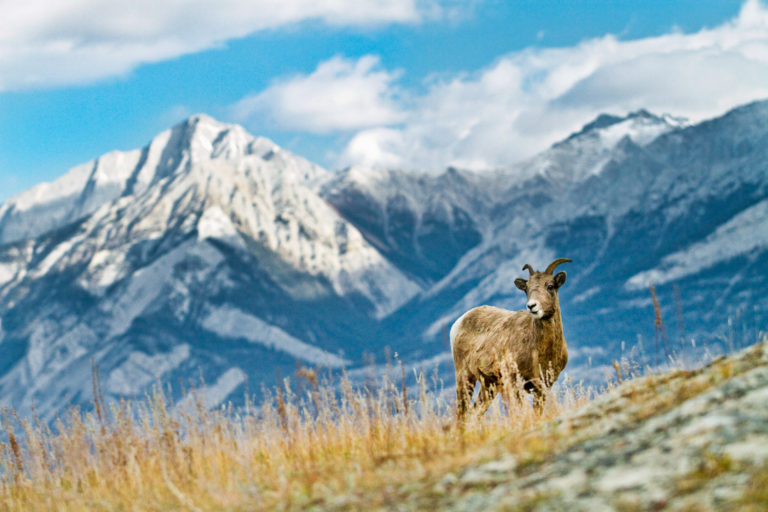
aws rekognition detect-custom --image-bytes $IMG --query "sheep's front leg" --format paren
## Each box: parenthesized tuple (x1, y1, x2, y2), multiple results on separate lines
(502, 384, 523, 415)
(531, 384, 548, 415)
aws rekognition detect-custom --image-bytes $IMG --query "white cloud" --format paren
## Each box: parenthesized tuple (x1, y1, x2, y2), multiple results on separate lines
(230, 55, 406, 133)
(335, 0, 768, 171)
(0, 0, 436, 91)
(341, 128, 407, 168)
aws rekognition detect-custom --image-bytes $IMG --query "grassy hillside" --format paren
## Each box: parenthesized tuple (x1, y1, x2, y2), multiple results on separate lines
(2, 340, 768, 511)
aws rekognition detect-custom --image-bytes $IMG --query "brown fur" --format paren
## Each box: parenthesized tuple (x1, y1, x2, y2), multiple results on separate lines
(451, 259, 571, 420)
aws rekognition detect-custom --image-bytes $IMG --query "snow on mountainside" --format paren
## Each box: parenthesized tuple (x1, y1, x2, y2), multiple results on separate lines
(626, 197, 768, 290)
(0, 115, 419, 420)
(0, 116, 418, 314)
(385, 110, 690, 338)
(418, 110, 686, 303)
(513, 109, 688, 184)
(324, 100, 767, 374)
(413, 100, 768, 370)
(0, 115, 302, 245)
(0, 150, 141, 245)
(1, 100, 767, 421)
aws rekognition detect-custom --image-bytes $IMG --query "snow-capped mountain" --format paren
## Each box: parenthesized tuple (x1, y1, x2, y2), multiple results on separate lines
(322, 101, 768, 370)
(514, 109, 688, 184)
(0, 116, 268, 245)
(0, 115, 419, 420)
(450, 102, 765, 363)
(1, 101, 767, 420)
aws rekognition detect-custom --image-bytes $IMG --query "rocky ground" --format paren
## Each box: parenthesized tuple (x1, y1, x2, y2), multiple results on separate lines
(327, 340, 768, 511)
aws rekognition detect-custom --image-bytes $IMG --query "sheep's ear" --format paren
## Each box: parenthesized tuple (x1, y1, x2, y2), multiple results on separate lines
(514, 278, 527, 291)
(554, 271, 566, 288)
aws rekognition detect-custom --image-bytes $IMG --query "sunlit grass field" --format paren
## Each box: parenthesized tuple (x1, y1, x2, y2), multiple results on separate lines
(0, 362, 596, 511)
(3, 325, 764, 512)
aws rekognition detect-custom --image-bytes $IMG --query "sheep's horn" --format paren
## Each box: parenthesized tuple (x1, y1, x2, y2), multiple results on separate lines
(544, 258, 572, 274)
(522, 264, 535, 276)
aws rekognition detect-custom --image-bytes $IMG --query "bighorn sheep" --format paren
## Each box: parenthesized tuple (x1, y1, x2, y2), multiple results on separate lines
(450, 258, 571, 419)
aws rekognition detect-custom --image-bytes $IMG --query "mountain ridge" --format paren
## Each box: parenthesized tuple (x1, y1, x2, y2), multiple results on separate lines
(1, 100, 767, 420)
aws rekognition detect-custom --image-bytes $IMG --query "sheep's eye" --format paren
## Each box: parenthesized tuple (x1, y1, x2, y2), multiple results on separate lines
(547, 284, 555, 291)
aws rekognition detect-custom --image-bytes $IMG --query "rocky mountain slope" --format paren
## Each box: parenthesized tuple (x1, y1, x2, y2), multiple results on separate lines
(0, 100, 766, 420)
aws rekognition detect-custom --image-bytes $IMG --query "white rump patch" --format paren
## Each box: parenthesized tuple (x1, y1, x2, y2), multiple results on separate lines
(449, 311, 470, 355)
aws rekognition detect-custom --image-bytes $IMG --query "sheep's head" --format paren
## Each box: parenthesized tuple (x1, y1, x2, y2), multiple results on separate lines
(514, 258, 571, 319)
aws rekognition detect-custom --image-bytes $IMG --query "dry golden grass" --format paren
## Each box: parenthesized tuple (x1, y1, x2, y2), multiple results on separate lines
(5, 336, 764, 512)
(0, 366, 595, 512)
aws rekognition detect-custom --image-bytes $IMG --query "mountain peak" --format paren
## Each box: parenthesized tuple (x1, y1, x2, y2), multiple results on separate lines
(566, 109, 686, 143)
(163, 114, 254, 163)
(514, 108, 688, 185)
(186, 112, 220, 125)
(0, 115, 314, 246)
(575, 113, 626, 135)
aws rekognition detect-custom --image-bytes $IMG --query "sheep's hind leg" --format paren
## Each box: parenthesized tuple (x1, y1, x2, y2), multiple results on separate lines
(456, 373, 476, 421)
(472, 379, 499, 418)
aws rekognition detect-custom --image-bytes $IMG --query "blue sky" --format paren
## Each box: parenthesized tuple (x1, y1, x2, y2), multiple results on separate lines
(1, 0, 766, 203)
